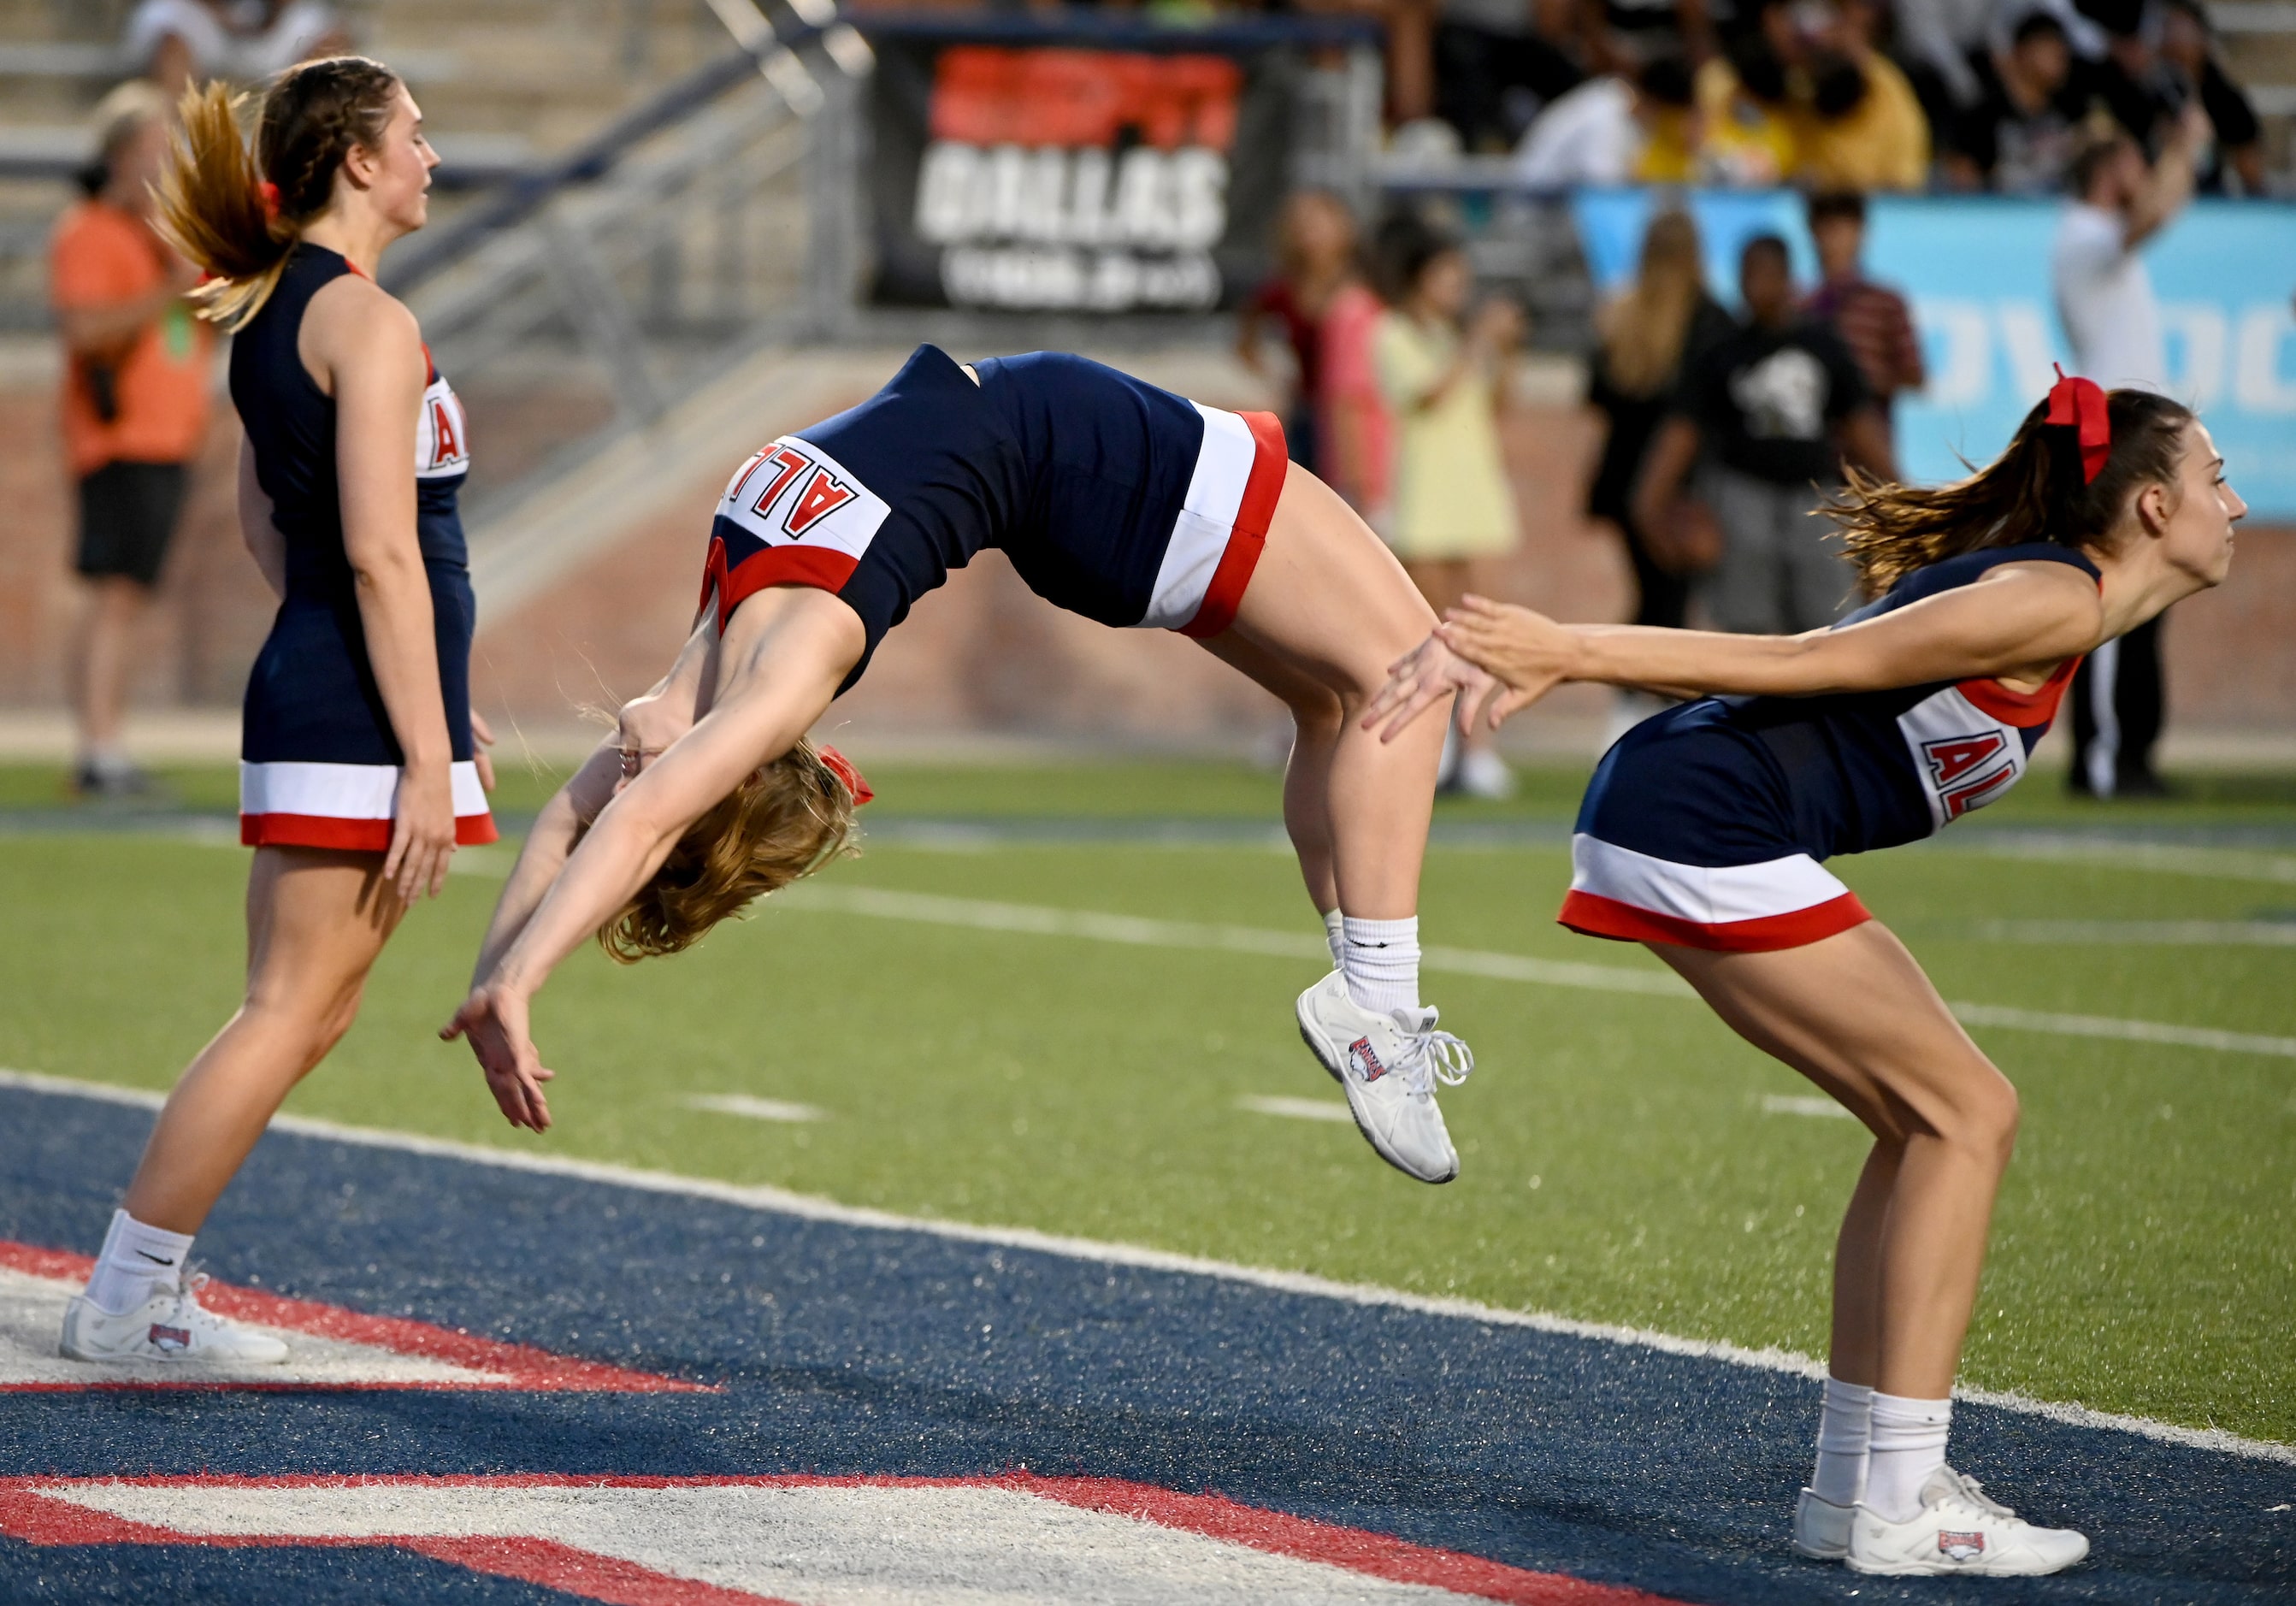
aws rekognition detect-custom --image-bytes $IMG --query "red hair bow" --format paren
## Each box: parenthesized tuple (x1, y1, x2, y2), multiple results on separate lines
(255, 180, 280, 221)
(2045, 363, 2110, 485)
(817, 744, 874, 806)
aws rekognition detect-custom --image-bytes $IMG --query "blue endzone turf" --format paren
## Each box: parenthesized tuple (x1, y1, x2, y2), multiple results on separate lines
(2, 1084, 2288, 1604)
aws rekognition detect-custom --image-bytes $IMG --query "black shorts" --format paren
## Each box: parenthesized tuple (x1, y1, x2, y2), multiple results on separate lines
(75, 460, 188, 587)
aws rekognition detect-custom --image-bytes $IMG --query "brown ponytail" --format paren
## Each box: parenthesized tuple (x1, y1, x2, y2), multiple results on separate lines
(156, 56, 401, 332)
(1832, 387, 2196, 598)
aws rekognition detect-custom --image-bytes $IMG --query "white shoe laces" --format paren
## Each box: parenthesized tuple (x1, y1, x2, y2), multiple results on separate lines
(1395, 1028, 1474, 1096)
(1941, 1467, 2016, 1520)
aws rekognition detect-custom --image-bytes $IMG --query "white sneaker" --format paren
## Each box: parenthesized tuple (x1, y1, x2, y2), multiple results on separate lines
(1455, 747, 1515, 800)
(1847, 1466, 2087, 1576)
(60, 1274, 289, 1366)
(1791, 1488, 1856, 1560)
(1295, 971, 1473, 1184)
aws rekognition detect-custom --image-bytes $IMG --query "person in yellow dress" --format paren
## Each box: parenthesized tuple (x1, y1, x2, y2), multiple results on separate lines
(1371, 213, 1522, 797)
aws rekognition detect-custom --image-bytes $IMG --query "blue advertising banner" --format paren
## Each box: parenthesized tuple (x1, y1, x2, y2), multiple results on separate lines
(1569, 190, 2296, 518)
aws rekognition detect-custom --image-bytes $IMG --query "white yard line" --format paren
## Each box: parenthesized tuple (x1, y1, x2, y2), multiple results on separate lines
(3, 1066, 2286, 1467)
(1975, 918, 2296, 947)
(685, 1094, 826, 1124)
(1237, 1095, 1355, 1124)
(1958, 834, 2296, 884)
(1761, 1095, 1857, 1120)
(779, 884, 2296, 1060)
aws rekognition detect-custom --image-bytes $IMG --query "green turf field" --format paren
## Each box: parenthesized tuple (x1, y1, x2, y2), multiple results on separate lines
(2, 757, 2291, 1445)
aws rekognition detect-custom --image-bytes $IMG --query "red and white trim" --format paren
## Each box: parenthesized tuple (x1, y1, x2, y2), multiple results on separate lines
(704, 435, 893, 630)
(239, 759, 496, 851)
(1559, 834, 1870, 953)
(0, 1472, 1691, 1605)
(1143, 403, 1288, 639)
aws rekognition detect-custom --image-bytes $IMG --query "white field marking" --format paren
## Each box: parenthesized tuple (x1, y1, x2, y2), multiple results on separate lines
(1237, 1095, 1357, 1124)
(1761, 1095, 1857, 1120)
(1974, 918, 2296, 947)
(4, 1066, 2287, 1467)
(0, 1266, 501, 1388)
(685, 1093, 826, 1124)
(1957, 834, 2296, 884)
(778, 884, 2296, 1060)
(33, 1479, 1488, 1604)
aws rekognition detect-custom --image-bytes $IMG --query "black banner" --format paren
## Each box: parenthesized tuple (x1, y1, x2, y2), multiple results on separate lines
(866, 25, 1297, 313)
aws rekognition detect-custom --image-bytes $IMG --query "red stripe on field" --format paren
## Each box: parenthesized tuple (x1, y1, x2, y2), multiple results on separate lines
(1006, 1473, 1676, 1605)
(0, 1242, 705, 1393)
(407, 1537, 800, 1606)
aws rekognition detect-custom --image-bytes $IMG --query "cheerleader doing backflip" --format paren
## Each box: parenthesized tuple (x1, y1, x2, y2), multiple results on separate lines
(448, 345, 1482, 1183)
(61, 59, 494, 1365)
(1370, 375, 2244, 1575)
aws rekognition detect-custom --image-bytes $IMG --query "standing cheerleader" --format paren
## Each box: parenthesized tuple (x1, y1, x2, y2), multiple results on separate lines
(61, 57, 493, 1365)
(1371, 376, 2243, 1574)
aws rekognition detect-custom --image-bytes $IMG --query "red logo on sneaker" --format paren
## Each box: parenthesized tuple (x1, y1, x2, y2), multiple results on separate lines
(1938, 1530, 1986, 1562)
(147, 1323, 192, 1353)
(1349, 1036, 1387, 1083)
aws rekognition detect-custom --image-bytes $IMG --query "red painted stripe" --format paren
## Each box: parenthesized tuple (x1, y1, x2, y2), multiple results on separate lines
(408, 1536, 801, 1606)
(1956, 654, 2081, 729)
(716, 543, 860, 631)
(1179, 409, 1287, 641)
(1006, 1473, 1678, 1605)
(1558, 889, 1872, 953)
(237, 812, 498, 850)
(0, 1242, 705, 1394)
(0, 1473, 1700, 1605)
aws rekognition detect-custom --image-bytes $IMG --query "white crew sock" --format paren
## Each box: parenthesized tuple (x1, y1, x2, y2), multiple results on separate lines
(1340, 915, 1420, 1016)
(1322, 908, 1345, 971)
(1809, 1376, 1874, 1507)
(82, 1208, 193, 1315)
(1865, 1392, 1952, 1522)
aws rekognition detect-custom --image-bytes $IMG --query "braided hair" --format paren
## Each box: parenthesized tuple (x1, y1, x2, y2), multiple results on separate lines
(156, 56, 402, 331)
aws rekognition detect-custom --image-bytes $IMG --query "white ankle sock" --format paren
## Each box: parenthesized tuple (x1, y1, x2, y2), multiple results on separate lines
(83, 1208, 193, 1314)
(1322, 908, 1345, 971)
(1340, 916, 1420, 1016)
(1866, 1392, 1951, 1521)
(1810, 1376, 1874, 1507)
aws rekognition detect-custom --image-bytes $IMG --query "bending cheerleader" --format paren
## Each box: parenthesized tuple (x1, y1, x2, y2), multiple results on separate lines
(447, 346, 1484, 1183)
(62, 59, 495, 1365)
(1369, 375, 2242, 1575)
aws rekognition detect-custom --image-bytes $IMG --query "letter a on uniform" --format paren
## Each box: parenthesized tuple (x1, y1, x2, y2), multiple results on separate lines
(1921, 732, 2007, 788)
(786, 469, 857, 536)
(428, 399, 460, 467)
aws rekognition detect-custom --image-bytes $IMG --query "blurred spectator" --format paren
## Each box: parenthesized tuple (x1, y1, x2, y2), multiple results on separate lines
(2134, 0, 2264, 193)
(1803, 191, 1925, 435)
(1237, 192, 1360, 477)
(1371, 213, 1524, 798)
(1584, 209, 1732, 735)
(1794, 0, 1929, 192)
(1319, 273, 1395, 526)
(1943, 11, 2081, 193)
(50, 83, 211, 798)
(1601, 0, 1715, 64)
(1431, 0, 1588, 151)
(1895, 0, 1998, 119)
(1693, 4, 1800, 186)
(2052, 115, 2202, 797)
(127, 0, 347, 94)
(1511, 54, 1700, 186)
(1633, 234, 1892, 635)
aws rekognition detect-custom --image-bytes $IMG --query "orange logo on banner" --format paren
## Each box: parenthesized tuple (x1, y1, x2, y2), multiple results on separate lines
(927, 48, 1241, 151)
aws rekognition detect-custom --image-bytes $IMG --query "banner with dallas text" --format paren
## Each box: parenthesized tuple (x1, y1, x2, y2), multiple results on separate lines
(1569, 190, 2296, 519)
(866, 27, 1296, 314)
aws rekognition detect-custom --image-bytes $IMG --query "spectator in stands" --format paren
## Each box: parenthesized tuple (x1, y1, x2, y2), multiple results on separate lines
(2052, 115, 2203, 797)
(2154, 0, 2264, 194)
(1894, 0, 1998, 127)
(1319, 269, 1395, 528)
(1237, 191, 1360, 477)
(1693, 1, 1801, 185)
(1372, 212, 1524, 797)
(1511, 53, 1701, 186)
(1584, 207, 1732, 734)
(50, 83, 211, 798)
(128, 0, 346, 94)
(1633, 233, 1893, 635)
(1943, 11, 2082, 193)
(1803, 191, 1925, 437)
(1793, 0, 1930, 192)
(1430, 0, 1589, 151)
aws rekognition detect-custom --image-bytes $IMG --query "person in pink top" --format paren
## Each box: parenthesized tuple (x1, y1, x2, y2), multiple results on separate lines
(1319, 272, 1394, 528)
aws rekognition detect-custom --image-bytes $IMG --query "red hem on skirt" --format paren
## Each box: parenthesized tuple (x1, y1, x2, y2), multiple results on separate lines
(240, 812, 499, 850)
(1556, 889, 1872, 952)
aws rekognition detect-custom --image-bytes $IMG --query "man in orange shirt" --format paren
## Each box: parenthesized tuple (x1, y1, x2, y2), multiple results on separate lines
(52, 81, 210, 797)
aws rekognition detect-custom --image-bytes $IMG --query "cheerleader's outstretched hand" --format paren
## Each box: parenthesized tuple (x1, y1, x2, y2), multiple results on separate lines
(1434, 596, 1581, 728)
(1363, 629, 1502, 742)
